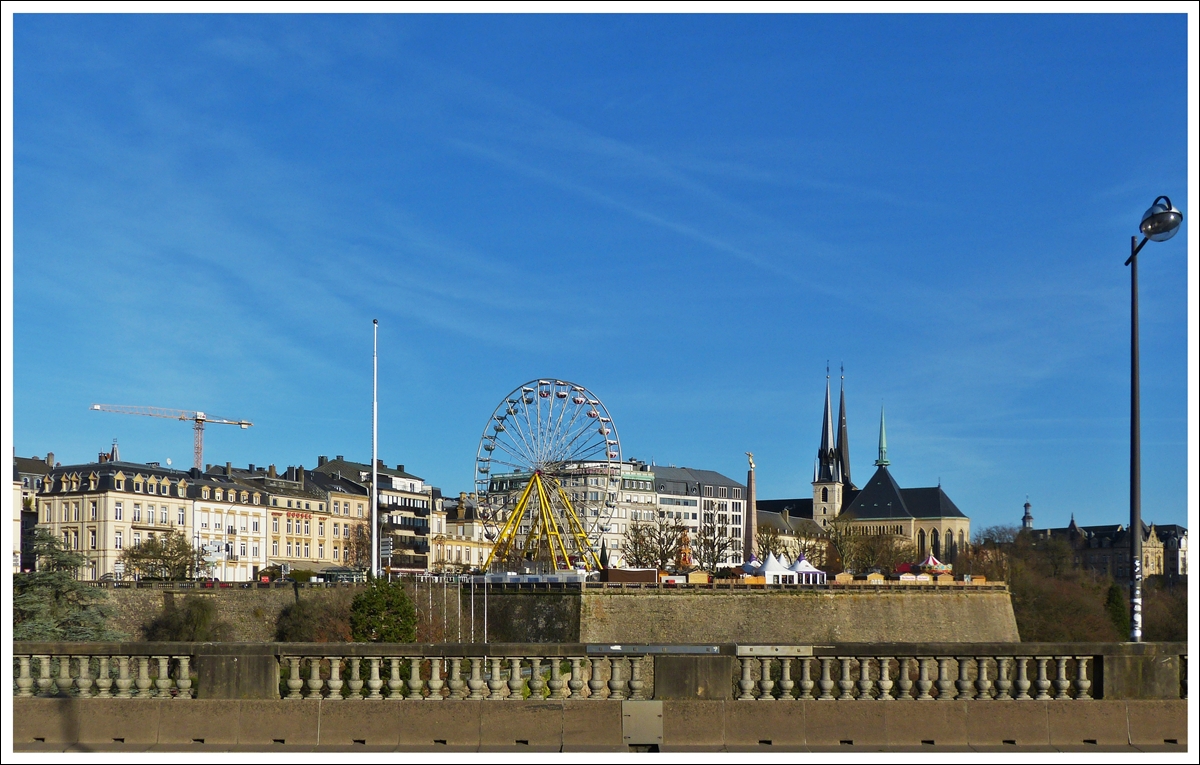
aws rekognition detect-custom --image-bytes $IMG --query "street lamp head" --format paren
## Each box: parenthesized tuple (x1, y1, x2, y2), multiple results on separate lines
(1140, 196, 1183, 242)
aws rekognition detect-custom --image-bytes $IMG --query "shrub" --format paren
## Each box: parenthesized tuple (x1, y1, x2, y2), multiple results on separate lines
(276, 594, 353, 642)
(349, 579, 417, 642)
(144, 595, 233, 641)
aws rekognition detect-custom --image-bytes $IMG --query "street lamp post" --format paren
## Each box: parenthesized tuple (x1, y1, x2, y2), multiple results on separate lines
(1125, 195, 1183, 642)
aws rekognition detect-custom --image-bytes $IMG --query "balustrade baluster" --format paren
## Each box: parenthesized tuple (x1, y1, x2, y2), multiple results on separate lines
(427, 658, 444, 700)
(994, 657, 1012, 700)
(154, 656, 172, 698)
(778, 658, 794, 700)
(387, 658, 405, 700)
(35, 656, 54, 697)
(306, 657, 325, 699)
(114, 656, 132, 698)
(548, 658, 566, 699)
(798, 657, 815, 700)
(408, 656, 426, 700)
(877, 657, 894, 701)
(628, 656, 646, 701)
(487, 657, 506, 700)
(366, 657, 383, 699)
(758, 658, 776, 700)
(857, 657, 874, 700)
(448, 658, 466, 700)
(898, 658, 915, 701)
(1074, 656, 1092, 700)
(326, 657, 344, 700)
(915, 657, 934, 700)
(837, 657, 856, 700)
(935, 657, 954, 701)
(608, 657, 629, 701)
(588, 658, 608, 699)
(527, 658, 544, 699)
(94, 656, 113, 698)
(1053, 657, 1072, 700)
(284, 657, 304, 699)
(16, 656, 34, 697)
(507, 657, 525, 700)
(568, 658, 586, 699)
(1034, 657, 1052, 700)
(738, 657, 756, 700)
(56, 656, 75, 697)
(817, 657, 835, 700)
(467, 657, 485, 700)
(956, 657, 975, 700)
(974, 657, 993, 701)
(75, 657, 94, 698)
(174, 655, 192, 699)
(1013, 657, 1031, 700)
(134, 656, 153, 697)
(347, 658, 364, 700)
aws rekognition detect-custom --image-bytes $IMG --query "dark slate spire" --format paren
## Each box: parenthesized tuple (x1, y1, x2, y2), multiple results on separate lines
(875, 405, 890, 467)
(836, 368, 852, 489)
(816, 371, 840, 482)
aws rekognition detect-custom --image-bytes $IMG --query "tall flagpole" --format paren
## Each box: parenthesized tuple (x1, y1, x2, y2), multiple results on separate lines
(372, 319, 379, 580)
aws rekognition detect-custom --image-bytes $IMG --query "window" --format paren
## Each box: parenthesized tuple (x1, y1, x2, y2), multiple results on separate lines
(343, 523, 349, 538)
(304, 520, 310, 535)
(334, 501, 340, 514)
(202, 488, 210, 500)
(252, 519, 259, 532)
(303, 543, 310, 558)
(239, 543, 246, 557)
(178, 484, 186, 498)
(148, 482, 156, 495)
(357, 503, 364, 517)
(252, 544, 259, 557)
(115, 478, 125, 491)
(178, 509, 185, 525)
(114, 502, 123, 521)
(133, 532, 141, 547)
(318, 543, 324, 558)
(114, 531, 123, 550)
(252, 494, 260, 505)
(333, 546, 339, 561)
(318, 522, 325, 537)
(272, 498, 278, 506)
(718, 486, 728, 498)
(272, 541, 279, 556)
(703, 485, 714, 497)
(287, 500, 293, 508)
(133, 504, 142, 522)
(215, 490, 223, 502)
(733, 488, 742, 499)
(241, 492, 248, 503)
(287, 541, 293, 556)
(821, 487, 828, 502)
(286, 518, 293, 534)
(333, 524, 340, 538)
(89, 529, 97, 549)
(90, 501, 97, 520)
(304, 502, 310, 511)
(146, 505, 155, 524)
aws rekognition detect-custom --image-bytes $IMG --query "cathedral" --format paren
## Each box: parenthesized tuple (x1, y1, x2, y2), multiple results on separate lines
(756, 375, 971, 562)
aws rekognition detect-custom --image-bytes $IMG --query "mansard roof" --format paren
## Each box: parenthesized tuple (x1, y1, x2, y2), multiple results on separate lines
(834, 465, 968, 521)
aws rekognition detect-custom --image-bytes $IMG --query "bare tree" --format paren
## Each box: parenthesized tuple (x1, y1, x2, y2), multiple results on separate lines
(756, 526, 829, 568)
(342, 522, 372, 571)
(691, 514, 738, 573)
(622, 517, 686, 571)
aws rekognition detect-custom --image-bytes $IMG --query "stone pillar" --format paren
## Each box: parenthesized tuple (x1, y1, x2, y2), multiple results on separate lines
(745, 464, 758, 563)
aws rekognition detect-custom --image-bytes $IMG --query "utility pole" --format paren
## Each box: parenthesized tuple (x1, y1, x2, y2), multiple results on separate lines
(372, 319, 379, 580)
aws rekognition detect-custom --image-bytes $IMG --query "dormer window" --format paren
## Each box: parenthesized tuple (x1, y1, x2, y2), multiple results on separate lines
(215, 489, 223, 502)
(177, 481, 187, 498)
(202, 487, 210, 500)
(253, 493, 260, 505)
(88, 473, 98, 491)
(147, 482, 156, 494)
(240, 491, 248, 503)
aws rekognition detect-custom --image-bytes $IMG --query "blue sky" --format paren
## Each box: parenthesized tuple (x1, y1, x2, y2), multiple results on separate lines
(11, 13, 1192, 533)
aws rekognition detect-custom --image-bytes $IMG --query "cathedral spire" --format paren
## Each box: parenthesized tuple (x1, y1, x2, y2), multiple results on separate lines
(836, 366, 852, 488)
(816, 369, 839, 482)
(875, 405, 890, 467)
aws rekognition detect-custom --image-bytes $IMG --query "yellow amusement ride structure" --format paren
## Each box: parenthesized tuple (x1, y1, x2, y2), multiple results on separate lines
(476, 379, 622, 573)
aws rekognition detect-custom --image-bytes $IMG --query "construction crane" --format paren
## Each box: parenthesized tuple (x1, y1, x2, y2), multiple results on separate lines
(89, 404, 253, 471)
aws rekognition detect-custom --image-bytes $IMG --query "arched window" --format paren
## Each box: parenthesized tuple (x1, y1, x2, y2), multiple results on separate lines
(931, 529, 941, 559)
(918, 529, 926, 558)
(821, 487, 828, 502)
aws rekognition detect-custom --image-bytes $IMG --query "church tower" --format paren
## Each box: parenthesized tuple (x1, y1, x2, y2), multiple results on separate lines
(812, 372, 845, 528)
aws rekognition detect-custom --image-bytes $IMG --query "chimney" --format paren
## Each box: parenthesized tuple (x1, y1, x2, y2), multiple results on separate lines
(298, 466, 305, 489)
(206, 464, 212, 472)
(268, 464, 277, 478)
(336, 455, 344, 461)
(225, 461, 232, 476)
(46, 453, 54, 467)
(377, 459, 385, 468)
(98, 452, 108, 463)
(396, 464, 404, 473)
(318, 455, 327, 467)
(248, 464, 255, 473)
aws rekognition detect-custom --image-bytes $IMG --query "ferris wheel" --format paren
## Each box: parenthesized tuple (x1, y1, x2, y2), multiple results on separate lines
(474, 379, 622, 572)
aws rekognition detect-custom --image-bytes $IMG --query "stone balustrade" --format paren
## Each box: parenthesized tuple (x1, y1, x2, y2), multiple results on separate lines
(13, 641, 1186, 702)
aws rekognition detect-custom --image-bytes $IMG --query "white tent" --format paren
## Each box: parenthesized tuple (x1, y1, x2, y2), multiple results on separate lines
(761, 553, 795, 584)
(787, 554, 827, 585)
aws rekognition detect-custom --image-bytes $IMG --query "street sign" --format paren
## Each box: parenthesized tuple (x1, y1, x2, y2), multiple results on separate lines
(380, 538, 393, 556)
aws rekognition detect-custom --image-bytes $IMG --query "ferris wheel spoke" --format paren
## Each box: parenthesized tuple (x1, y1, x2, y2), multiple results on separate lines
(547, 398, 589, 462)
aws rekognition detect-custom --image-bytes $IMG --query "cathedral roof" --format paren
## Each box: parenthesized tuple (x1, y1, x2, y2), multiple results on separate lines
(839, 465, 967, 521)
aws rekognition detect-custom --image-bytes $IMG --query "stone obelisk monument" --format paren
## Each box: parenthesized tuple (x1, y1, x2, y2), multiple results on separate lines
(744, 452, 758, 562)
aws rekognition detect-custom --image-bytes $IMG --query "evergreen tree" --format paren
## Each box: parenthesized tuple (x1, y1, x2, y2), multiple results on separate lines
(14, 529, 124, 641)
(349, 578, 417, 642)
(1105, 582, 1130, 638)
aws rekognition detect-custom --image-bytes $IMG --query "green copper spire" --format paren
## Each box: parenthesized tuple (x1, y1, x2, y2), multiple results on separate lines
(875, 405, 890, 467)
